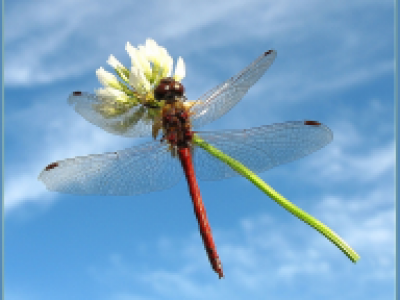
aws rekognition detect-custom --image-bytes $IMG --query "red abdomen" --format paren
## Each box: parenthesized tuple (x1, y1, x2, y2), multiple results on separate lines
(178, 147, 224, 278)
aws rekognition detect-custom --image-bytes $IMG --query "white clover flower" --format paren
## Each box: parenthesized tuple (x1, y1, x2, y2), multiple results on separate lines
(95, 39, 187, 118)
(125, 39, 186, 89)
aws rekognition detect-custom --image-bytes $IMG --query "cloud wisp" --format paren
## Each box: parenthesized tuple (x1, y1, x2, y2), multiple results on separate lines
(5, 0, 393, 87)
(86, 187, 394, 299)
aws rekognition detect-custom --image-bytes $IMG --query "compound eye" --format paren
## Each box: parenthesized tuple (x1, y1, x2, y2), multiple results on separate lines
(173, 82, 184, 96)
(154, 78, 175, 101)
(154, 77, 185, 101)
(154, 83, 169, 100)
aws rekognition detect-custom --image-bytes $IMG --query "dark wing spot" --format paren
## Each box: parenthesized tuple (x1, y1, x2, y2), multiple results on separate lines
(73, 91, 82, 96)
(264, 50, 273, 56)
(304, 120, 321, 126)
(45, 162, 59, 171)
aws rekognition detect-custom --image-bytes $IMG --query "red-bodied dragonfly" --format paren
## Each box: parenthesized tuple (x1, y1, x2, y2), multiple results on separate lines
(39, 50, 333, 278)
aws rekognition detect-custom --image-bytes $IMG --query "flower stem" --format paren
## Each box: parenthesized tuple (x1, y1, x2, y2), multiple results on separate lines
(192, 134, 360, 263)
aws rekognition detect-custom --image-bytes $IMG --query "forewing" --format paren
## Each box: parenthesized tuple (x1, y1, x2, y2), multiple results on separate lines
(38, 141, 183, 195)
(193, 121, 333, 181)
(68, 92, 159, 138)
(190, 50, 277, 129)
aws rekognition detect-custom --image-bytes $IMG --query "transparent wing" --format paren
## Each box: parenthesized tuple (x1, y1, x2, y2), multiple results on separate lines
(68, 92, 160, 138)
(189, 50, 277, 129)
(193, 121, 333, 181)
(38, 141, 183, 195)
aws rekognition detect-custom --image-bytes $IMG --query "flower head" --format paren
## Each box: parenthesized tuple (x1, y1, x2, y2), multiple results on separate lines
(94, 38, 186, 118)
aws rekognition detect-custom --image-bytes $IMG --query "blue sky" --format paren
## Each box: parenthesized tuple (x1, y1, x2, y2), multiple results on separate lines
(4, 0, 395, 299)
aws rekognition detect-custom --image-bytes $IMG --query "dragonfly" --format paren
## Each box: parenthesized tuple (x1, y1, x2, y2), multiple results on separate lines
(39, 49, 333, 279)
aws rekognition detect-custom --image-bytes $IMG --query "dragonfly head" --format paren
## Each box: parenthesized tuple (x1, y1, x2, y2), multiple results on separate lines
(154, 77, 186, 104)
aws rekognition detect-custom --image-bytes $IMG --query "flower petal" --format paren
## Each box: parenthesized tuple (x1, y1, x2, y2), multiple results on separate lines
(96, 87, 125, 99)
(136, 50, 152, 79)
(158, 47, 172, 78)
(107, 55, 130, 83)
(144, 39, 160, 61)
(107, 55, 123, 69)
(126, 42, 141, 67)
(96, 67, 120, 88)
(129, 66, 151, 93)
(126, 42, 152, 80)
(173, 57, 185, 82)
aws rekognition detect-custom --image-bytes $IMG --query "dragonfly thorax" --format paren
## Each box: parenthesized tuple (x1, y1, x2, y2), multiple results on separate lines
(154, 77, 185, 103)
(161, 102, 193, 151)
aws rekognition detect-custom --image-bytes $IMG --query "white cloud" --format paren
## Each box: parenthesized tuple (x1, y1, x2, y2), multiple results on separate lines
(4, 100, 136, 215)
(4, 0, 394, 257)
(280, 97, 395, 187)
(4, 0, 254, 87)
(4, 0, 393, 87)
(276, 260, 330, 279)
(274, 60, 393, 105)
(314, 139, 395, 183)
(4, 1, 394, 299)
(4, 172, 54, 213)
(85, 183, 394, 298)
